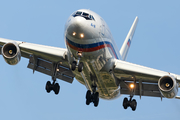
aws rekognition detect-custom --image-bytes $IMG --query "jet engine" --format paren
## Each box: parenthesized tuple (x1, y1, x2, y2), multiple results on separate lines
(1, 42, 21, 65)
(158, 75, 178, 98)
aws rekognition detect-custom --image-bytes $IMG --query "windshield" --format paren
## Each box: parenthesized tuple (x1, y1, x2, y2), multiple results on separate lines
(72, 11, 95, 21)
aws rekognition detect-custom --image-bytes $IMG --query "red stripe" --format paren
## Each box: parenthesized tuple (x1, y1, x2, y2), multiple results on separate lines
(66, 41, 117, 59)
(107, 44, 117, 59)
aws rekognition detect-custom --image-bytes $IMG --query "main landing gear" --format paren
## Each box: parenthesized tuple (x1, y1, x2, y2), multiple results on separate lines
(122, 82, 137, 111)
(71, 51, 99, 107)
(123, 96, 137, 111)
(45, 81, 60, 95)
(45, 63, 60, 95)
(86, 85, 99, 107)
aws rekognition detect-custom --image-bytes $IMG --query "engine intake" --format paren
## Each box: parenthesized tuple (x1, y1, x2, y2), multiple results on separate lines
(1, 42, 21, 65)
(158, 75, 178, 98)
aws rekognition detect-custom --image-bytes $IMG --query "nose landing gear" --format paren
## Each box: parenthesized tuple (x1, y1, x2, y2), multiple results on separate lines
(71, 61, 83, 72)
(71, 61, 77, 71)
(78, 62, 83, 72)
(71, 51, 83, 72)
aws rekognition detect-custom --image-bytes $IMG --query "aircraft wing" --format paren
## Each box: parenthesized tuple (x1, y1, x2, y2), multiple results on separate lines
(113, 59, 180, 98)
(0, 38, 75, 83)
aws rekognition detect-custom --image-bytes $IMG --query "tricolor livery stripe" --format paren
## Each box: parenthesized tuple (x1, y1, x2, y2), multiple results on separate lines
(66, 38, 119, 59)
(127, 39, 131, 47)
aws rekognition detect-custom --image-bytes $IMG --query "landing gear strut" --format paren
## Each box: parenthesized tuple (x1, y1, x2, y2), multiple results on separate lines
(45, 63, 60, 95)
(71, 51, 83, 72)
(86, 85, 99, 107)
(122, 81, 137, 111)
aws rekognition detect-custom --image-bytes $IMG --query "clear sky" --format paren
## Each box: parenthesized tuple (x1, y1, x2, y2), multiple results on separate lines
(0, 0, 180, 120)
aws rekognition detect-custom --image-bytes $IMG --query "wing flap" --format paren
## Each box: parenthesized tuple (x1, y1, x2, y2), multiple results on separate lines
(27, 56, 75, 83)
(120, 81, 161, 97)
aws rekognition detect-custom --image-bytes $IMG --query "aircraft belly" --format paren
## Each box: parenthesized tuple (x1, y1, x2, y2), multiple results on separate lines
(66, 35, 121, 99)
(72, 48, 120, 100)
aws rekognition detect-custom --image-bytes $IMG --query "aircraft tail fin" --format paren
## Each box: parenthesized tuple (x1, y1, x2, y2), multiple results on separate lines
(120, 16, 138, 61)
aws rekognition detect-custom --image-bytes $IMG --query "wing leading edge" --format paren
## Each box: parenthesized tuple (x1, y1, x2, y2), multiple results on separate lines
(113, 59, 180, 98)
(0, 38, 75, 83)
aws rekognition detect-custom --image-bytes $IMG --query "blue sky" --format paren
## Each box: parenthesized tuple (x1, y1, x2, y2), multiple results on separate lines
(0, 0, 180, 120)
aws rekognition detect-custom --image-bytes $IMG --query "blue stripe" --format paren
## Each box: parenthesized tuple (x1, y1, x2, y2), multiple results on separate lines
(66, 37, 119, 59)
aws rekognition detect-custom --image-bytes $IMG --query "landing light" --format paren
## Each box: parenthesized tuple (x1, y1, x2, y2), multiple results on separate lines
(80, 33, 84, 38)
(72, 32, 76, 36)
(130, 83, 135, 89)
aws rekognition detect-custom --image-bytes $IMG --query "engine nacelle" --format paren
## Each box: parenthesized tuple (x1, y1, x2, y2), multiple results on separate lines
(158, 75, 178, 98)
(1, 42, 21, 65)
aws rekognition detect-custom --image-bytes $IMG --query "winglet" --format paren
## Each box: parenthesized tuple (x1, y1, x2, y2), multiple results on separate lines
(120, 16, 139, 61)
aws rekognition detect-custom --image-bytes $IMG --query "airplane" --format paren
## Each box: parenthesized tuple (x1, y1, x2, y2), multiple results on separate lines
(0, 9, 180, 111)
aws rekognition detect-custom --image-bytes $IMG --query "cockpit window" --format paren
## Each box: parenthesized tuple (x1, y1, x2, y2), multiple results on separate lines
(76, 11, 82, 16)
(82, 12, 89, 16)
(72, 11, 95, 21)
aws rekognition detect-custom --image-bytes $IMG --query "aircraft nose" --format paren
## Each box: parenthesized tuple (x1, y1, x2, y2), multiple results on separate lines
(66, 17, 97, 40)
(71, 16, 84, 30)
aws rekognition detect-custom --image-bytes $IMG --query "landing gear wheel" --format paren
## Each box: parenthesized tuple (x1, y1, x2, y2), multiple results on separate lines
(123, 97, 128, 109)
(45, 81, 60, 95)
(122, 97, 137, 111)
(130, 99, 137, 111)
(71, 61, 77, 71)
(78, 62, 83, 72)
(86, 99, 91, 105)
(86, 90, 91, 99)
(45, 81, 51, 93)
(86, 90, 91, 105)
(93, 92, 99, 107)
(85, 90, 99, 107)
(54, 83, 60, 95)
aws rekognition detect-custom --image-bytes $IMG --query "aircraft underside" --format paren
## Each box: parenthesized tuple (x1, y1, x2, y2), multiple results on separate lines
(0, 9, 179, 112)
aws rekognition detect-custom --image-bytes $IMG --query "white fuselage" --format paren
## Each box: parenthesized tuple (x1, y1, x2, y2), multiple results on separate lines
(64, 9, 121, 99)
